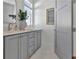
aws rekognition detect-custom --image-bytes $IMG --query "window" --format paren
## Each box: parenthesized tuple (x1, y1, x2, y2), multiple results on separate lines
(24, 0, 32, 25)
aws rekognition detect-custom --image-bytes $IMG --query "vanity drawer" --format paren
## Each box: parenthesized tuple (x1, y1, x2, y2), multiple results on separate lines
(28, 32, 35, 38)
(28, 46, 35, 57)
(20, 33, 28, 38)
(28, 38, 35, 46)
(37, 31, 41, 48)
(28, 42, 35, 57)
(28, 42, 35, 47)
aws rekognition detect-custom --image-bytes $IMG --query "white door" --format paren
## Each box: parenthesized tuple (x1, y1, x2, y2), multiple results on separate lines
(5, 35, 19, 59)
(55, 0, 72, 59)
(20, 33, 28, 59)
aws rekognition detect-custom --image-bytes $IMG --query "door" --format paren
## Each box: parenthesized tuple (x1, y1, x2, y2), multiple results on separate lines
(4, 35, 19, 59)
(55, 0, 72, 59)
(20, 33, 28, 59)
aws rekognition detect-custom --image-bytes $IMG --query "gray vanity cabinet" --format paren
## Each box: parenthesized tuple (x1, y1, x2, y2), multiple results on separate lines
(28, 31, 41, 57)
(4, 30, 41, 59)
(20, 33, 28, 59)
(4, 35, 20, 59)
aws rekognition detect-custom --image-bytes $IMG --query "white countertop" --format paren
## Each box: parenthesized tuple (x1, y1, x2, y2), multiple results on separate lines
(3, 26, 42, 36)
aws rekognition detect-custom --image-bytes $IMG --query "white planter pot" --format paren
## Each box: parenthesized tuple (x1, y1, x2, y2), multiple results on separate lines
(19, 20, 27, 30)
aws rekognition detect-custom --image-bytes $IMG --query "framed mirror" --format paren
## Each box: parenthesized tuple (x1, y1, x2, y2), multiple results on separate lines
(46, 8, 54, 25)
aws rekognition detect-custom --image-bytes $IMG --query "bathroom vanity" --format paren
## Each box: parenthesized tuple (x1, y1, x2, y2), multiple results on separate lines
(3, 28, 42, 59)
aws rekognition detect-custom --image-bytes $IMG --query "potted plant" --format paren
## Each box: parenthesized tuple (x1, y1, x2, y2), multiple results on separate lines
(18, 9, 28, 30)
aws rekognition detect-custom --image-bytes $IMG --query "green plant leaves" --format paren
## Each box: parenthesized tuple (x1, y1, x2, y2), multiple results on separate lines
(18, 9, 28, 21)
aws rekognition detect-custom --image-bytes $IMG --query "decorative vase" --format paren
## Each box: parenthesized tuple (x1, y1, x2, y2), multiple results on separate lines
(19, 20, 27, 30)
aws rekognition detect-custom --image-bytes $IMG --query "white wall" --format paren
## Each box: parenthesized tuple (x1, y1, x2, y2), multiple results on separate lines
(3, 0, 24, 10)
(34, 0, 56, 26)
(16, 0, 24, 11)
(3, 0, 16, 14)
(3, 0, 15, 4)
(34, 0, 56, 52)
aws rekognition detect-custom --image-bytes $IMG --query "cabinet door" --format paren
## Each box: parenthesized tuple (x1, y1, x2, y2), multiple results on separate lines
(28, 38, 35, 57)
(37, 31, 41, 48)
(20, 33, 28, 59)
(28, 32, 35, 57)
(5, 35, 19, 59)
(34, 31, 38, 50)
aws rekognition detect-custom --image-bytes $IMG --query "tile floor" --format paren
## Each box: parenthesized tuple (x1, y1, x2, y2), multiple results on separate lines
(30, 46, 59, 59)
(30, 31, 59, 59)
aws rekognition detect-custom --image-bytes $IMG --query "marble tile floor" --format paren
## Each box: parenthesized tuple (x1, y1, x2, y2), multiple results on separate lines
(30, 46, 59, 59)
(30, 30, 59, 59)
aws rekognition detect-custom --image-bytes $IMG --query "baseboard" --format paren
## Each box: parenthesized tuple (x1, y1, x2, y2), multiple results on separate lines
(72, 56, 76, 59)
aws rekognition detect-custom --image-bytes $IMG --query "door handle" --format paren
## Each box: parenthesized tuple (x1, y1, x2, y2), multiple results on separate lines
(73, 27, 76, 32)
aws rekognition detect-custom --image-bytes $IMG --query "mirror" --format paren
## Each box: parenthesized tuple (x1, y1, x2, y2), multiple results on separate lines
(3, 0, 16, 32)
(3, 0, 33, 32)
(46, 8, 54, 25)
